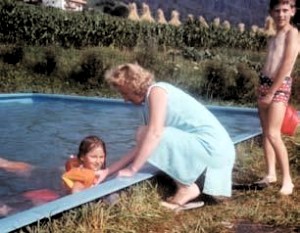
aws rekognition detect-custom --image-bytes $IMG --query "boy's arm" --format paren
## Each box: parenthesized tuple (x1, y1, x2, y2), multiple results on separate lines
(269, 28, 299, 94)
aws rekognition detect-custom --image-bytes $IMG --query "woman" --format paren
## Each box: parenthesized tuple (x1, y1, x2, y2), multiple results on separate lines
(99, 63, 235, 210)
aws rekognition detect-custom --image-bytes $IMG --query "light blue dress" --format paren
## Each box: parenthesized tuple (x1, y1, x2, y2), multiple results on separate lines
(144, 82, 236, 197)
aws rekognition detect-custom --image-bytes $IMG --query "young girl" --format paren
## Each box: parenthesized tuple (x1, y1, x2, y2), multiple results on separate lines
(62, 135, 106, 193)
(257, 0, 299, 195)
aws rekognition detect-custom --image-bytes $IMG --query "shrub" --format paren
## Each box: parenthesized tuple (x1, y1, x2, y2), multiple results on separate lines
(33, 48, 57, 75)
(181, 47, 214, 62)
(69, 51, 108, 88)
(1, 45, 24, 65)
(133, 36, 160, 70)
(228, 63, 259, 103)
(201, 60, 236, 100)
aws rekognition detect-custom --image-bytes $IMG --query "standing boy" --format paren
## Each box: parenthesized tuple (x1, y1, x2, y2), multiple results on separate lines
(257, 0, 299, 195)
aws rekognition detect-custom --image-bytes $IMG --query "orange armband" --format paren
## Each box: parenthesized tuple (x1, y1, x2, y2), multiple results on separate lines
(62, 167, 96, 189)
(65, 155, 80, 171)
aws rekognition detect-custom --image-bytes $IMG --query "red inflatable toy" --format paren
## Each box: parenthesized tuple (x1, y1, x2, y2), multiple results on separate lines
(23, 189, 59, 205)
(281, 105, 299, 136)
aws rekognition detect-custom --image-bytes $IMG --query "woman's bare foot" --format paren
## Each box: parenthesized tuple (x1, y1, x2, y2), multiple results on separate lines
(170, 183, 200, 206)
(280, 183, 294, 195)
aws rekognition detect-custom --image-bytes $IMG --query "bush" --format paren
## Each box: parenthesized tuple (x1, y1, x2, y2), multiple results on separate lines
(133, 36, 161, 70)
(33, 48, 57, 75)
(0, 45, 24, 65)
(69, 51, 108, 88)
(228, 63, 259, 103)
(201, 60, 236, 100)
(181, 47, 214, 62)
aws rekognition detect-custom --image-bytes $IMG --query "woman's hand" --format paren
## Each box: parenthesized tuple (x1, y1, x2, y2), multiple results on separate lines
(117, 166, 137, 177)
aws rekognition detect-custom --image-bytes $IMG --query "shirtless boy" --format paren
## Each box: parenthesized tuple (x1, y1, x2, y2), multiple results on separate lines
(257, 0, 299, 195)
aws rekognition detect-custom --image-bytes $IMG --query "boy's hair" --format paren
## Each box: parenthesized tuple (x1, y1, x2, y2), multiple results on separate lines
(77, 135, 106, 168)
(269, 0, 295, 10)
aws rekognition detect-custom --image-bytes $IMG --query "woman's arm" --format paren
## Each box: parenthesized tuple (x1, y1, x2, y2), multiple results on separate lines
(95, 147, 138, 183)
(118, 86, 168, 176)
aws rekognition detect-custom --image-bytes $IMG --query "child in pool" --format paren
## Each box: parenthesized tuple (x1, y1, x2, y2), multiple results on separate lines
(62, 135, 106, 193)
(257, 0, 299, 195)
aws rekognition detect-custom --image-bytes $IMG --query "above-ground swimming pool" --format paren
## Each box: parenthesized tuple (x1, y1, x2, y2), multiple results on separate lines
(0, 93, 262, 232)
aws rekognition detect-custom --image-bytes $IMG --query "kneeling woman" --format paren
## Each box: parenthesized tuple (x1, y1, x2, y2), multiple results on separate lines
(99, 63, 236, 208)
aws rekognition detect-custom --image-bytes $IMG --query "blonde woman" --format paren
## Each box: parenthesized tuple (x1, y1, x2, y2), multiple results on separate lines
(99, 63, 235, 210)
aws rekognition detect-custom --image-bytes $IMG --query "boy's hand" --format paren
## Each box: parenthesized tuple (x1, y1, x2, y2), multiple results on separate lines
(260, 93, 273, 107)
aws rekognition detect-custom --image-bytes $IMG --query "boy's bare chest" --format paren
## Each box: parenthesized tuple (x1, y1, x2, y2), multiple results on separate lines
(269, 34, 286, 55)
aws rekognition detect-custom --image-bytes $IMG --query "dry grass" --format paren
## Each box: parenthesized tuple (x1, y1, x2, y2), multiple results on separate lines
(17, 130, 300, 233)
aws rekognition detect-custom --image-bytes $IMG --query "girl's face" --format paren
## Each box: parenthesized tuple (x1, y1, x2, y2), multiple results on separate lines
(81, 146, 105, 171)
(271, 3, 295, 30)
(117, 84, 144, 105)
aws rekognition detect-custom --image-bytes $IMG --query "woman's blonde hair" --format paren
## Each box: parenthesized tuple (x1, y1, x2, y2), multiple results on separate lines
(105, 63, 154, 96)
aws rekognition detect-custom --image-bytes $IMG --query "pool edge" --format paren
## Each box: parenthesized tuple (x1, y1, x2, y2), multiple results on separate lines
(0, 93, 263, 233)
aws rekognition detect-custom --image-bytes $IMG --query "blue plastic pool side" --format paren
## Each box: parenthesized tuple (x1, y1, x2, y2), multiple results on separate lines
(0, 93, 263, 233)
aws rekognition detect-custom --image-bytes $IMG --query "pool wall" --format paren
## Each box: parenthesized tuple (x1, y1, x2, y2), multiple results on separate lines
(0, 93, 263, 233)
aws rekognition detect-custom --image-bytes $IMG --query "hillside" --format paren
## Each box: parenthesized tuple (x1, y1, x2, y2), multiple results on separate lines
(121, 0, 269, 28)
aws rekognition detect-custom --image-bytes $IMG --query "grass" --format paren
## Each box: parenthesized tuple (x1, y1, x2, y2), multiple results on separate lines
(15, 131, 300, 233)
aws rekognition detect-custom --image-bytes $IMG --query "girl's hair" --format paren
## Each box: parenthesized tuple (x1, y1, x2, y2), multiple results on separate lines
(77, 135, 106, 169)
(269, 0, 295, 10)
(105, 63, 154, 97)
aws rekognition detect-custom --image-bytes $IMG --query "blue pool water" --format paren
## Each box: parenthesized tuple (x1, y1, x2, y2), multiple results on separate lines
(0, 94, 262, 232)
(0, 96, 142, 216)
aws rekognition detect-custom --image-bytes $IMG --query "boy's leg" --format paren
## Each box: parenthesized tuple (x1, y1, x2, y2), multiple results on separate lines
(266, 103, 294, 194)
(258, 104, 277, 182)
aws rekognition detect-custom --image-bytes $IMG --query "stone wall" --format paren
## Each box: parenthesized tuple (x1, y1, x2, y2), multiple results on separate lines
(122, 0, 269, 28)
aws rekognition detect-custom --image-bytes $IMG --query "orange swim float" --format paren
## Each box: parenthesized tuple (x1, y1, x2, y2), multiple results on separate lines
(62, 167, 96, 189)
(281, 105, 299, 136)
(63, 155, 97, 189)
(65, 155, 80, 171)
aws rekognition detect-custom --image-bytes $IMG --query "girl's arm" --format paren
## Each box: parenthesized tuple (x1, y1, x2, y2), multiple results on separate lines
(71, 181, 86, 193)
(118, 86, 167, 176)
